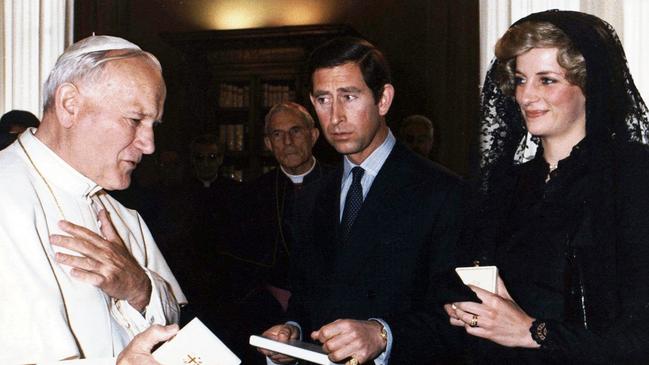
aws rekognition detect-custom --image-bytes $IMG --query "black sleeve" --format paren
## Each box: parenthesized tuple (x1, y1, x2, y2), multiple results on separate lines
(534, 153, 649, 364)
(387, 179, 472, 364)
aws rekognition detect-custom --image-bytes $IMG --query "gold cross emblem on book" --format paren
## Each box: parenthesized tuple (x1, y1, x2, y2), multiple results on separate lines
(183, 354, 203, 364)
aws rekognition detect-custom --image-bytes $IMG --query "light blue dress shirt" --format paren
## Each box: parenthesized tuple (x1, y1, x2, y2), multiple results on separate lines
(339, 129, 396, 221)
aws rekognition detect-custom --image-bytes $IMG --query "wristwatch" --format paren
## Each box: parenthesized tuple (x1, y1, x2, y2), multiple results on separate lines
(378, 325, 388, 342)
(371, 320, 388, 343)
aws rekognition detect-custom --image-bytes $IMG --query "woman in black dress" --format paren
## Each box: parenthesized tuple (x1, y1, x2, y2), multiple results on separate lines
(445, 10, 649, 364)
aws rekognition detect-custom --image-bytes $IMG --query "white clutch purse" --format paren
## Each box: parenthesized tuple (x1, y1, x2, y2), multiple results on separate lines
(455, 265, 498, 294)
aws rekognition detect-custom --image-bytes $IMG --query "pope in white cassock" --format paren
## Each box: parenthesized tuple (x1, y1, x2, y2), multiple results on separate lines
(0, 35, 187, 363)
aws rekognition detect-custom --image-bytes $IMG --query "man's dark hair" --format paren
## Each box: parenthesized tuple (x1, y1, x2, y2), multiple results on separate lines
(0, 110, 39, 133)
(190, 133, 222, 156)
(308, 36, 391, 103)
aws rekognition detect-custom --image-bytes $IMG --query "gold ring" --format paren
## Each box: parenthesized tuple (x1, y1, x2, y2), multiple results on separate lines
(346, 355, 359, 365)
(469, 314, 479, 328)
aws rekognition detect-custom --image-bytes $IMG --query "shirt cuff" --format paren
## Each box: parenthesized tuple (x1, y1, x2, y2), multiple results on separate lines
(369, 318, 393, 365)
(285, 321, 303, 340)
(141, 268, 179, 324)
(266, 357, 298, 365)
(110, 269, 174, 337)
(110, 297, 148, 338)
(265, 321, 302, 365)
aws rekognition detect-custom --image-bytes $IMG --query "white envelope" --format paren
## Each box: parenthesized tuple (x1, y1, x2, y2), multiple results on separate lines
(153, 318, 241, 365)
(455, 266, 498, 293)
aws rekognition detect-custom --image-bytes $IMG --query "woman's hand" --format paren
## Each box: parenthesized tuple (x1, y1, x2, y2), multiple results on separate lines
(444, 275, 539, 348)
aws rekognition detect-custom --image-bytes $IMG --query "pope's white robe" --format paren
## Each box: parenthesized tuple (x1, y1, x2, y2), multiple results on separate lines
(0, 129, 187, 364)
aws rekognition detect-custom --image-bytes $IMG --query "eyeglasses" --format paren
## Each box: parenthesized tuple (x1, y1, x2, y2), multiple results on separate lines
(267, 126, 308, 142)
(192, 153, 221, 162)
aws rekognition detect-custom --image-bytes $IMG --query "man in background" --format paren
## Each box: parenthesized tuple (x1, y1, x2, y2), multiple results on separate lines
(190, 134, 226, 187)
(0, 109, 39, 149)
(185, 133, 241, 257)
(173, 134, 242, 329)
(0, 35, 185, 363)
(399, 114, 435, 160)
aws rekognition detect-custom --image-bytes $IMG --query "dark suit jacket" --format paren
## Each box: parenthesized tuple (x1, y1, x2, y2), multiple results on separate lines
(289, 142, 466, 364)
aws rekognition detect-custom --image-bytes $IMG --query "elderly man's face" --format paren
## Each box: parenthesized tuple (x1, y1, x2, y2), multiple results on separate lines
(69, 55, 165, 190)
(264, 109, 319, 175)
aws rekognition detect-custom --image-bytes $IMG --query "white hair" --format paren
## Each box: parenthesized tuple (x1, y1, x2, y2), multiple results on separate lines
(42, 35, 161, 112)
(264, 102, 316, 134)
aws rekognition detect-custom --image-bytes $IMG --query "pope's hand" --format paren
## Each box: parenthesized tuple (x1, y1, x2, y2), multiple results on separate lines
(51, 209, 152, 311)
(117, 324, 179, 365)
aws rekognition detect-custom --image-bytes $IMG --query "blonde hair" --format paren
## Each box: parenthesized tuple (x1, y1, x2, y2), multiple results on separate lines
(494, 21, 586, 95)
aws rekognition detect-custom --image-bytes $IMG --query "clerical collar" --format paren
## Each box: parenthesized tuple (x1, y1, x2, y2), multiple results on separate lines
(280, 157, 316, 184)
(19, 128, 102, 199)
(199, 175, 218, 188)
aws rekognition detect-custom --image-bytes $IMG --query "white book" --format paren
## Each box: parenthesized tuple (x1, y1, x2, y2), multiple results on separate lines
(153, 318, 240, 365)
(249, 335, 337, 365)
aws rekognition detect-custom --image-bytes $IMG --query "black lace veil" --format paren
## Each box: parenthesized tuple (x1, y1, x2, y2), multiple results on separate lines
(479, 10, 649, 187)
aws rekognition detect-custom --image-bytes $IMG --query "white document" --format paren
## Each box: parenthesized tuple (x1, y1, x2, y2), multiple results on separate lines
(455, 266, 498, 293)
(249, 335, 338, 365)
(153, 317, 241, 365)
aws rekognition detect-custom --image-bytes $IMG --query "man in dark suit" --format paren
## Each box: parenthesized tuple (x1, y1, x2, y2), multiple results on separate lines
(175, 134, 242, 318)
(186, 133, 241, 255)
(259, 37, 465, 365)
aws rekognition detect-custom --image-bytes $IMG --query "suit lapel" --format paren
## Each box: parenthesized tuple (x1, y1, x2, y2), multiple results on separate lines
(331, 144, 413, 281)
(351, 143, 412, 237)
